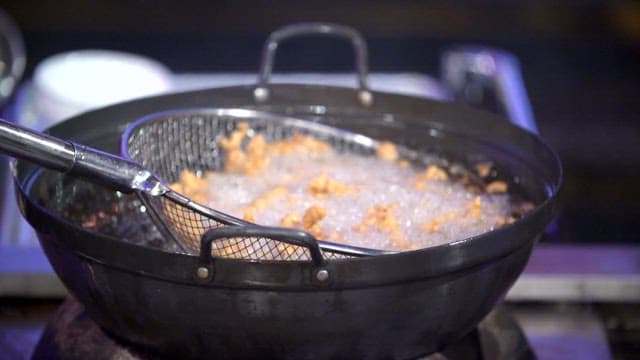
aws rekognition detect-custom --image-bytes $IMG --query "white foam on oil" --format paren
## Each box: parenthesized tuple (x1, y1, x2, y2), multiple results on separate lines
(204, 150, 512, 251)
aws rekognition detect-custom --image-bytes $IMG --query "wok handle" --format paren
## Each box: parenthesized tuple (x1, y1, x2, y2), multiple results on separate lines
(441, 46, 539, 134)
(0, 118, 165, 195)
(199, 225, 327, 271)
(254, 22, 374, 107)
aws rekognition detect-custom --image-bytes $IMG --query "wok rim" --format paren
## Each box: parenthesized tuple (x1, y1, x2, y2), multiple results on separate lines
(14, 83, 562, 290)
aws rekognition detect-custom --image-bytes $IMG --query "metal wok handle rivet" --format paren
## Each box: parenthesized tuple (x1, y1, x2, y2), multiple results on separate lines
(358, 90, 373, 107)
(315, 268, 330, 282)
(196, 266, 210, 280)
(253, 86, 269, 103)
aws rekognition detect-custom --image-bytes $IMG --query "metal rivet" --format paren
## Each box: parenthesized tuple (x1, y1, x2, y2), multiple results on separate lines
(315, 269, 329, 282)
(254, 87, 269, 102)
(196, 267, 209, 279)
(358, 90, 374, 107)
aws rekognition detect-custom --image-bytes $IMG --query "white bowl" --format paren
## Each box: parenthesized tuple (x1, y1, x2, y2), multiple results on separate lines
(33, 49, 173, 128)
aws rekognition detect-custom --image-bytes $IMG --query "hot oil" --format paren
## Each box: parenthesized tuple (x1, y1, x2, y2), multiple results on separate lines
(35, 170, 178, 252)
(198, 148, 514, 251)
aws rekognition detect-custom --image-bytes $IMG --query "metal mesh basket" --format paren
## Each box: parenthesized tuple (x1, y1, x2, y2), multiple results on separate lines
(123, 108, 393, 261)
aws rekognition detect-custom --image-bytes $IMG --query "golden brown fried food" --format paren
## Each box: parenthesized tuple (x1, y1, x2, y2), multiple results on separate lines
(353, 203, 406, 247)
(421, 211, 458, 234)
(167, 121, 528, 255)
(413, 165, 449, 190)
(475, 162, 493, 178)
(467, 196, 483, 219)
(302, 205, 327, 239)
(308, 173, 352, 198)
(486, 181, 508, 194)
(268, 133, 331, 156)
(242, 186, 289, 222)
(169, 170, 210, 204)
(377, 141, 399, 162)
(280, 212, 302, 228)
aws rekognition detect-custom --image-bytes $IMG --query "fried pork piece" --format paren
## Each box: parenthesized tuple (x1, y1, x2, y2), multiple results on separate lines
(494, 216, 517, 228)
(224, 149, 247, 174)
(354, 204, 396, 232)
(467, 196, 483, 219)
(422, 211, 458, 234)
(377, 141, 399, 162)
(413, 165, 449, 190)
(518, 202, 535, 213)
(353, 203, 407, 249)
(423, 165, 449, 181)
(268, 133, 331, 155)
(219, 122, 250, 173)
(398, 160, 410, 169)
(276, 214, 308, 259)
(486, 181, 508, 194)
(275, 207, 326, 258)
(281, 212, 302, 228)
(170, 170, 210, 204)
(243, 186, 289, 222)
(220, 122, 333, 176)
(421, 196, 482, 235)
(243, 135, 271, 175)
(307, 173, 353, 198)
(494, 201, 536, 229)
(219, 123, 271, 176)
(302, 205, 327, 239)
(219, 122, 250, 150)
(475, 162, 493, 178)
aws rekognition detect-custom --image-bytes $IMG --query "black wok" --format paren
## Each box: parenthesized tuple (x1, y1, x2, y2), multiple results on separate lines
(13, 84, 560, 359)
(12, 23, 560, 359)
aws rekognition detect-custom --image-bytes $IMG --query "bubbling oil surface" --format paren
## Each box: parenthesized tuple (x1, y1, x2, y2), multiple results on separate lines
(201, 149, 512, 251)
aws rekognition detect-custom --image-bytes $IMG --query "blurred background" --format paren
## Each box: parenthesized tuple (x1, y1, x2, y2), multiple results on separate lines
(0, 1, 638, 358)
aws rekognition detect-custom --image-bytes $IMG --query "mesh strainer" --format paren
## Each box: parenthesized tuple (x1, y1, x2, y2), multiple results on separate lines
(0, 111, 393, 262)
(122, 108, 396, 260)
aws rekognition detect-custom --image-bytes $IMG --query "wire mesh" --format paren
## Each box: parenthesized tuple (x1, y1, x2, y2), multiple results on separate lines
(124, 110, 373, 261)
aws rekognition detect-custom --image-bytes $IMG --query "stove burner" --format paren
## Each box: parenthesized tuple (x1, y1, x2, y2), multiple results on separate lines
(32, 297, 534, 359)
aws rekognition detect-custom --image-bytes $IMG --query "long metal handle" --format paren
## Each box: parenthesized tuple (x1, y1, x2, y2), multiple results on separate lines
(254, 22, 374, 107)
(0, 118, 166, 195)
(0, 118, 77, 171)
(441, 46, 539, 134)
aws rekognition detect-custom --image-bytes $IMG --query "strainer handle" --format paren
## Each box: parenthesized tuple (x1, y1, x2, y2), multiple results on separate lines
(254, 22, 374, 107)
(199, 225, 325, 266)
(0, 118, 165, 195)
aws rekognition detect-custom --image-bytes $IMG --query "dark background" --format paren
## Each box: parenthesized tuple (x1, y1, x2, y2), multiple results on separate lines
(1, 0, 638, 244)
